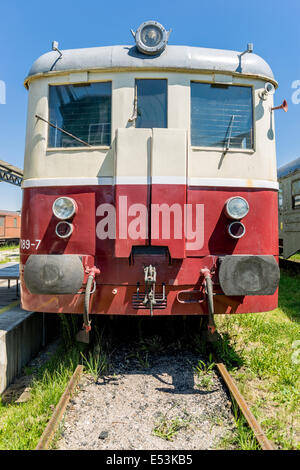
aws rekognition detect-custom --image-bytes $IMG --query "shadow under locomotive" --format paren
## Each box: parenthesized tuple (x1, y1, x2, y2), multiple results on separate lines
(83, 315, 243, 396)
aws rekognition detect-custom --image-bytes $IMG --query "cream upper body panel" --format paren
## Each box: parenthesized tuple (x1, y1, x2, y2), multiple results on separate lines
(23, 46, 277, 186)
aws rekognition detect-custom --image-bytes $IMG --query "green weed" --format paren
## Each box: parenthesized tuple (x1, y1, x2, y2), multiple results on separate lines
(153, 416, 190, 441)
(193, 354, 215, 376)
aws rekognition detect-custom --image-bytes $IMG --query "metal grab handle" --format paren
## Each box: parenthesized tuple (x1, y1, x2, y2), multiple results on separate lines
(176, 289, 205, 304)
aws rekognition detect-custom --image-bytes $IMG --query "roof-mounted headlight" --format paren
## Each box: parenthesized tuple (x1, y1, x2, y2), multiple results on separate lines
(52, 197, 77, 220)
(131, 21, 171, 55)
(225, 197, 249, 220)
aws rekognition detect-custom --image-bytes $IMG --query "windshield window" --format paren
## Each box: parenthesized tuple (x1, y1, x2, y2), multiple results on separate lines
(191, 83, 253, 149)
(48, 82, 111, 147)
(135, 79, 167, 129)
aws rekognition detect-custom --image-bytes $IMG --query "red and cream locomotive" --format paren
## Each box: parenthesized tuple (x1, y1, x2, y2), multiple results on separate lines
(20, 21, 280, 335)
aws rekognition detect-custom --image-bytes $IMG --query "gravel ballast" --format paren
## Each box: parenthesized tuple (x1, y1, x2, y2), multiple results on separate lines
(58, 348, 235, 450)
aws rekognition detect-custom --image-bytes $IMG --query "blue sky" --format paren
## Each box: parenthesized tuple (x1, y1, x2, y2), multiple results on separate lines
(0, 0, 299, 210)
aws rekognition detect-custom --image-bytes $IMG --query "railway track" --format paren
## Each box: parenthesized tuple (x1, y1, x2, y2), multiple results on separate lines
(35, 335, 275, 451)
(36, 365, 84, 450)
(212, 354, 275, 450)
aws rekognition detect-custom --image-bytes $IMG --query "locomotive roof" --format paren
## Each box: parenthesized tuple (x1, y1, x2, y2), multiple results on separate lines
(278, 157, 300, 179)
(24, 45, 275, 87)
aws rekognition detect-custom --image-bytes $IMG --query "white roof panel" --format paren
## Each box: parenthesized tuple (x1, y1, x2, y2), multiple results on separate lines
(25, 45, 275, 86)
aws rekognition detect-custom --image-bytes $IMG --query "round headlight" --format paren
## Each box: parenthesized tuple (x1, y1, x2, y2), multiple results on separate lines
(52, 197, 77, 220)
(134, 21, 170, 55)
(225, 197, 249, 220)
(141, 25, 163, 48)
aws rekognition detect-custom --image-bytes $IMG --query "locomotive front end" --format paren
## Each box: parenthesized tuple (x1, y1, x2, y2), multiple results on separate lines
(20, 22, 280, 326)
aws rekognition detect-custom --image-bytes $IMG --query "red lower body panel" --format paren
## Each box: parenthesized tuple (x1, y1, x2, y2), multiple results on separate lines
(20, 184, 279, 316)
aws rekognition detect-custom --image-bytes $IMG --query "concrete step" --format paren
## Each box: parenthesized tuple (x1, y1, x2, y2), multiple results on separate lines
(0, 305, 43, 394)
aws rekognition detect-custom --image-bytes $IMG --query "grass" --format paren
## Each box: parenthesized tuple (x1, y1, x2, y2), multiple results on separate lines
(124, 350, 150, 370)
(214, 271, 300, 450)
(218, 402, 259, 450)
(1, 270, 299, 450)
(153, 415, 190, 441)
(0, 345, 81, 450)
(193, 354, 215, 376)
(0, 314, 85, 450)
(289, 251, 300, 262)
(0, 244, 19, 263)
(80, 341, 110, 381)
(0, 244, 19, 251)
(197, 375, 214, 390)
(193, 354, 216, 390)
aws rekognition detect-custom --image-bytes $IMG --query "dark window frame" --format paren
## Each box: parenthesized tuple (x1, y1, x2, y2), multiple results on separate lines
(134, 78, 168, 129)
(190, 81, 255, 151)
(47, 81, 113, 149)
(278, 185, 283, 210)
(292, 179, 300, 210)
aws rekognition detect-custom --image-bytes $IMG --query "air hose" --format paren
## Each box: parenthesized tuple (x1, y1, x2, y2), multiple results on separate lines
(83, 266, 100, 332)
(83, 275, 94, 332)
(205, 276, 216, 334)
(201, 268, 216, 335)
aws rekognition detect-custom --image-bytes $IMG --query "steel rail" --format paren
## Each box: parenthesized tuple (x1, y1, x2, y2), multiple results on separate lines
(35, 364, 83, 450)
(212, 353, 275, 450)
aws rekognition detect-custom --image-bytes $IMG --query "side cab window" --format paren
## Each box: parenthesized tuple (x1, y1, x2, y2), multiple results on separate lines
(292, 180, 300, 209)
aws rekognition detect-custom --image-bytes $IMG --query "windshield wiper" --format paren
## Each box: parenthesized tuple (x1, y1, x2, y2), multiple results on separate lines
(35, 114, 92, 147)
(224, 115, 235, 151)
(128, 85, 138, 123)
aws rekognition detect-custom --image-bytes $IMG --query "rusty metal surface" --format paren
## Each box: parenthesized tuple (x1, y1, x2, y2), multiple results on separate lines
(35, 364, 83, 450)
(213, 356, 275, 450)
